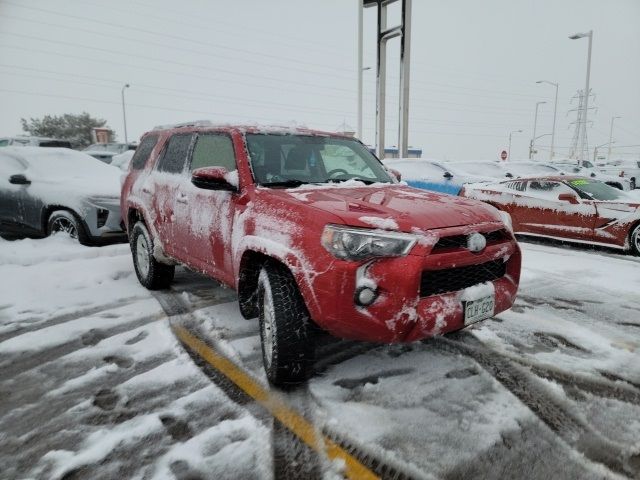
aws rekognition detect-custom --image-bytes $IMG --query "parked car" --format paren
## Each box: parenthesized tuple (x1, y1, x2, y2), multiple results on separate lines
(83, 143, 136, 164)
(449, 161, 512, 180)
(122, 124, 521, 385)
(0, 136, 73, 148)
(384, 158, 495, 195)
(460, 176, 640, 254)
(598, 159, 640, 189)
(110, 151, 135, 171)
(0, 147, 126, 244)
(503, 161, 568, 178)
(552, 161, 631, 191)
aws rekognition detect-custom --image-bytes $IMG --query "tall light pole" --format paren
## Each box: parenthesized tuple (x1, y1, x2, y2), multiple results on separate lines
(357, 0, 364, 139)
(593, 141, 610, 162)
(529, 101, 546, 159)
(607, 115, 621, 160)
(569, 30, 593, 160)
(536, 80, 558, 160)
(508, 129, 522, 162)
(121, 83, 130, 145)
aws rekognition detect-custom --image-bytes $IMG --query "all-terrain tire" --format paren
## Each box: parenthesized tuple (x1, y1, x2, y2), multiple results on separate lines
(630, 224, 640, 256)
(130, 221, 175, 289)
(47, 210, 89, 245)
(257, 261, 314, 387)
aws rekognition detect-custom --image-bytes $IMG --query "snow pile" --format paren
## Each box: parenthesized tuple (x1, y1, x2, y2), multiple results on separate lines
(358, 216, 399, 230)
(0, 236, 150, 337)
(460, 282, 495, 302)
(224, 169, 239, 189)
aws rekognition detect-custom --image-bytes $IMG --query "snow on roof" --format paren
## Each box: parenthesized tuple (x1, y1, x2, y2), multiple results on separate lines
(0, 147, 121, 199)
(148, 121, 348, 138)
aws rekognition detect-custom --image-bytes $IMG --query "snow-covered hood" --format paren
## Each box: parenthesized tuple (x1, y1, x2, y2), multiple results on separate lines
(277, 184, 502, 231)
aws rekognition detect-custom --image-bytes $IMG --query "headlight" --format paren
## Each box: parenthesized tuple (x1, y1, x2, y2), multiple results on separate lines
(498, 210, 513, 233)
(321, 225, 416, 261)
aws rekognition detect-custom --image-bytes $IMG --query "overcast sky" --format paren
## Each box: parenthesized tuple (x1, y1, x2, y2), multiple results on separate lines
(0, 0, 638, 161)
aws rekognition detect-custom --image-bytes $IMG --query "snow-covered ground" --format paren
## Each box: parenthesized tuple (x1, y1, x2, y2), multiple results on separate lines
(1, 235, 639, 479)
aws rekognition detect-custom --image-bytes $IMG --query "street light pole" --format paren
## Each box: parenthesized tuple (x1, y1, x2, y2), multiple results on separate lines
(607, 115, 621, 160)
(357, 0, 363, 139)
(536, 80, 558, 160)
(508, 129, 522, 162)
(529, 101, 546, 159)
(594, 141, 610, 162)
(569, 30, 593, 160)
(121, 83, 130, 145)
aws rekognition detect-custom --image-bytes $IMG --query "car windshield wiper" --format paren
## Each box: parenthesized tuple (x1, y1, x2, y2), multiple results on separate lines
(327, 177, 380, 185)
(260, 179, 310, 188)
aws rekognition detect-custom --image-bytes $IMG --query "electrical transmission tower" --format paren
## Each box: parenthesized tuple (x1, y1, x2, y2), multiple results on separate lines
(567, 89, 596, 160)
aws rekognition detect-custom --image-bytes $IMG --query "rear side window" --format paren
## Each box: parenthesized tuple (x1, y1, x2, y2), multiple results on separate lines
(190, 134, 236, 171)
(130, 135, 159, 170)
(156, 134, 193, 174)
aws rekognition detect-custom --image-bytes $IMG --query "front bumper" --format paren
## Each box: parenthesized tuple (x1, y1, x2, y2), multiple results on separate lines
(83, 199, 127, 244)
(306, 225, 521, 343)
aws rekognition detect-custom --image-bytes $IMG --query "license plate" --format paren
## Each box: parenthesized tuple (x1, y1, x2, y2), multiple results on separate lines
(464, 295, 495, 325)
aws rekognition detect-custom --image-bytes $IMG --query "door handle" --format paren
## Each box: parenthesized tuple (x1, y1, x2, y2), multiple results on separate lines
(176, 194, 188, 204)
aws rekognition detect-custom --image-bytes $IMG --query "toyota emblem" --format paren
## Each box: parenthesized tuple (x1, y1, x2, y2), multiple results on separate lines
(467, 232, 487, 253)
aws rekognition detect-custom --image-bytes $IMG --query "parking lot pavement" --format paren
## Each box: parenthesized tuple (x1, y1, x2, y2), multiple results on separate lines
(1, 236, 639, 479)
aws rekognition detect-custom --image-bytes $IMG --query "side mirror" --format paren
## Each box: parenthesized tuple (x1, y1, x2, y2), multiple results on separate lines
(443, 171, 453, 179)
(9, 174, 30, 185)
(558, 193, 579, 204)
(590, 172, 596, 177)
(388, 168, 401, 181)
(505, 172, 514, 178)
(191, 167, 237, 192)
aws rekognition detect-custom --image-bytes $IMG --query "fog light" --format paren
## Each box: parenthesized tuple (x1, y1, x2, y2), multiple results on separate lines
(97, 208, 109, 228)
(355, 286, 378, 306)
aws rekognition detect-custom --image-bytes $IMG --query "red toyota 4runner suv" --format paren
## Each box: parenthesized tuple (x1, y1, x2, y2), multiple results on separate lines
(121, 123, 521, 385)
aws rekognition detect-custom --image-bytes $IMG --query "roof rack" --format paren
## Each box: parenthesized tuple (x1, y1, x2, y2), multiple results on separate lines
(152, 120, 213, 131)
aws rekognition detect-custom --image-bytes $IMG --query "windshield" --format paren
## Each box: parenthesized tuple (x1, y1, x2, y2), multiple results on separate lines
(507, 163, 560, 175)
(452, 162, 506, 177)
(245, 134, 392, 186)
(554, 163, 582, 174)
(567, 178, 628, 201)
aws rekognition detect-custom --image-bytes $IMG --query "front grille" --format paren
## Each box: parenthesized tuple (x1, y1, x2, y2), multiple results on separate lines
(420, 259, 507, 297)
(431, 229, 508, 252)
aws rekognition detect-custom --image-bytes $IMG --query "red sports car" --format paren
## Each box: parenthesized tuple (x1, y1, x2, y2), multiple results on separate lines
(461, 176, 640, 254)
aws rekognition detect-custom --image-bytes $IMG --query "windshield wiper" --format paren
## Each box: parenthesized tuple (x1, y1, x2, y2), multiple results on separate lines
(260, 179, 310, 188)
(327, 177, 379, 185)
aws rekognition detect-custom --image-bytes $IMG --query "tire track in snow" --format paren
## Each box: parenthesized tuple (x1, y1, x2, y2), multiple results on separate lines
(434, 333, 640, 478)
(0, 295, 148, 343)
(156, 289, 424, 480)
(0, 312, 165, 379)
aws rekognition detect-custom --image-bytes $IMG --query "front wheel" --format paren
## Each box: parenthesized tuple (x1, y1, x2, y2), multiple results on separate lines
(630, 224, 640, 256)
(48, 210, 88, 244)
(257, 261, 314, 387)
(130, 221, 175, 289)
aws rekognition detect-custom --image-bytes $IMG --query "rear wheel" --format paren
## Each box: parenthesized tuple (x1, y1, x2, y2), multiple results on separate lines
(257, 261, 314, 386)
(48, 210, 88, 244)
(130, 221, 174, 289)
(630, 224, 640, 256)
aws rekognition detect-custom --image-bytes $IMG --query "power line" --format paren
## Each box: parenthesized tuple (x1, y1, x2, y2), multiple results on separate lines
(0, 2, 556, 103)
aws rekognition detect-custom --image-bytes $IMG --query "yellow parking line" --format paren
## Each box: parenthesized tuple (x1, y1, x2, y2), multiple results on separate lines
(172, 325, 379, 480)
